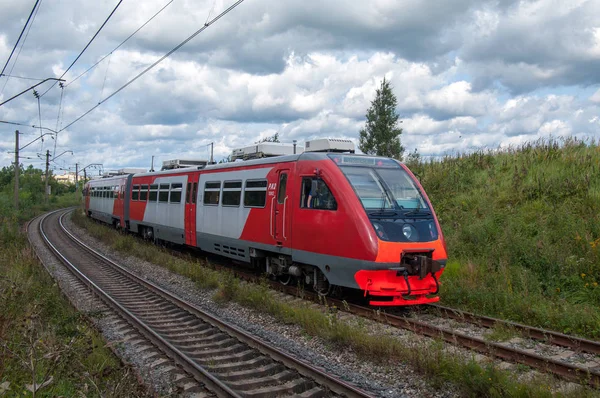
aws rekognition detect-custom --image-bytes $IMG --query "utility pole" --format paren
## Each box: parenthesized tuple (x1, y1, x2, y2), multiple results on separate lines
(14, 130, 19, 211)
(45, 149, 50, 204)
(75, 163, 79, 190)
(151, 155, 154, 172)
(210, 142, 214, 164)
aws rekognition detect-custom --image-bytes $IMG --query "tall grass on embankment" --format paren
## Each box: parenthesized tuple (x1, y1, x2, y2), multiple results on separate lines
(0, 193, 145, 397)
(407, 137, 600, 338)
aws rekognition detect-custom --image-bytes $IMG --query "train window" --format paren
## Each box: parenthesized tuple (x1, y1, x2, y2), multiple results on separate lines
(140, 185, 148, 201)
(300, 178, 337, 210)
(222, 180, 242, 206)
(186, 182, 192, 204)
(192, 182, 198, 204)
(132, 185, 139, 201)
(244, 179, 267, 208)
(277, 173, 287, 204)
(204, 181, 220, 205)
(246, 180, 267, 189)
(149, 184, 158, 202)
(160, 184, 169, 190)
(159, 188, 169, 202)
(170, 183, 183, 203)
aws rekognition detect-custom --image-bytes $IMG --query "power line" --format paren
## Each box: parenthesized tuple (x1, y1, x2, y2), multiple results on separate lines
(0, 74, 45, 81)
(60, 0, 246, 132)
(0, 0, 41, 77)
(66, 0, 174, 88)
(0, 0, 43, 97)
(40, 0, 124, 97)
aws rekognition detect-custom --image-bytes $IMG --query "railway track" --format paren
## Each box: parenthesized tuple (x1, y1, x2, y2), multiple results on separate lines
(37, 209, 374, 398)
(69, 209, 600, 389)
(196, 254, 600, 389)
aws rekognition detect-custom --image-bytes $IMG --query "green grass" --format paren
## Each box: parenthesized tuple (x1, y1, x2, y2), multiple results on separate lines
(72, 209, 597, 397)
(0, 190, 146, 397)
(407, 138, 600, 338)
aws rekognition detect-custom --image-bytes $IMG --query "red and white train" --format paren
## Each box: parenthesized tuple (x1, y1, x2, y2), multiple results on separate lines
(84, 147, 447, 306)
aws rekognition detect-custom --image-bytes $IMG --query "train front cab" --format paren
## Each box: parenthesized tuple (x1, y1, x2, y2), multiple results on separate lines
(327, 154, 448, 306)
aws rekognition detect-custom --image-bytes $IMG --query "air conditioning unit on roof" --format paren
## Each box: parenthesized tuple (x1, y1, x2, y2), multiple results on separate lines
(304, 138, 355, 153)
(162, 159, 208, 170)
(230, 142, 304, 161)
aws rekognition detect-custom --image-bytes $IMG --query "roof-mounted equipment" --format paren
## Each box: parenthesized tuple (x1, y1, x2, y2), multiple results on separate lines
(162, 159, 208, 170)
(304, 138, 355, 153)
(230, 142, 304, 161)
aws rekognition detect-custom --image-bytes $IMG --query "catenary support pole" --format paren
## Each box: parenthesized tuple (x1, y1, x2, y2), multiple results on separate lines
(14, 130, 19, 211)
(75, 163, 79, 190)
(45, 149, 50, 204)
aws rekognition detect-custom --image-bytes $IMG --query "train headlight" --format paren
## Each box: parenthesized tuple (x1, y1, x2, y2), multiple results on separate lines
(428, 221, 438, 240)
(373, 222, 388, 240)
(402, 224, 417, 241)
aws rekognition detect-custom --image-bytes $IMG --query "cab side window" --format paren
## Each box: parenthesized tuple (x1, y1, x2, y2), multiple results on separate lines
(300, 178, 337, 210)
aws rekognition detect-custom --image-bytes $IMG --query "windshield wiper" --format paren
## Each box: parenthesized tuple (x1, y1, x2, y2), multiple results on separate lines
(368, 209, 399, 217)
(403, 209, 432, 217)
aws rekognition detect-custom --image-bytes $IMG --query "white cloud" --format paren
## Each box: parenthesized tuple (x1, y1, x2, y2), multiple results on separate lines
(0, 0, 599, 171)
(591, 88, 600, 103)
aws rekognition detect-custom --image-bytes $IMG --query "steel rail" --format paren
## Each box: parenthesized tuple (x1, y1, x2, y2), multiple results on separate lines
(335, 300, 600, 388)
(39, 210, 239, 398)
(53, 209, 374, 398)
(428, 304, 600, 356)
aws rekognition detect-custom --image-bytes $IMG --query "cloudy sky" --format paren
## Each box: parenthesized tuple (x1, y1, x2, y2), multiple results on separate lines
(0, 0, 599, 174)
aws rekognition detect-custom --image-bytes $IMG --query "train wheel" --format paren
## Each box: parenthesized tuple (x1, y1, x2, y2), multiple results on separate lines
(278, 274, 293, 285)
(314, 270, 331, 296)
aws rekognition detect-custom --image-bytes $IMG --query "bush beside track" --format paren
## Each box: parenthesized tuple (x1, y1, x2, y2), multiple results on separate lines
(407, 137, 600, 338)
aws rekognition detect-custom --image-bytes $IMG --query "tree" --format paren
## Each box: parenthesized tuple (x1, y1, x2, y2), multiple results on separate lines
(358, 77, 404, 159)
(256, 132, 280, 143)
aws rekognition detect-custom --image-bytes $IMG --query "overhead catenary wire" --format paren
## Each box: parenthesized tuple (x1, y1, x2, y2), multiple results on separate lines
(0, 74, 45, 81)
(0, 0, 41, 78)
(40, 0, 124, 97)
(0, 0, 43, 97)
(66, 0, 175, 88)
(99, 53, 112, 102)
(60, 0, 246, 133)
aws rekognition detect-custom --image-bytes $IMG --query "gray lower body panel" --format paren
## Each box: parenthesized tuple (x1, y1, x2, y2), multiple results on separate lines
(130, 220, 185, 245)
(89, 210, 115, 225)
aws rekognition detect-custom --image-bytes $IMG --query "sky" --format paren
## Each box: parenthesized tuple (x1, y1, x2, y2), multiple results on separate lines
(0, 0, 599, 175)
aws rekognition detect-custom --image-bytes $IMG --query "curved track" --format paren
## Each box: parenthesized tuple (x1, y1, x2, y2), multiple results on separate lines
(38, 209, 374, 398)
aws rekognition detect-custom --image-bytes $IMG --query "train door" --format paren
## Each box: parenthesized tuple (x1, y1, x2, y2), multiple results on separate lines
(273, 168, 290, 244)
(185, 176, 198, 246)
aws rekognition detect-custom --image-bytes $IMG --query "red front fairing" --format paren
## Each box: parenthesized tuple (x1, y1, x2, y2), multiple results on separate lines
(350, 162, 448, 306)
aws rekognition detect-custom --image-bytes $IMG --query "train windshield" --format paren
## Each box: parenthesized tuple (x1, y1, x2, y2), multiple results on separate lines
(329, 155, 428, 211)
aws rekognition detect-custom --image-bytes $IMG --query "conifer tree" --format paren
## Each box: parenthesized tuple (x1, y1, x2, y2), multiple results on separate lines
(358, 77, 404, 159)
